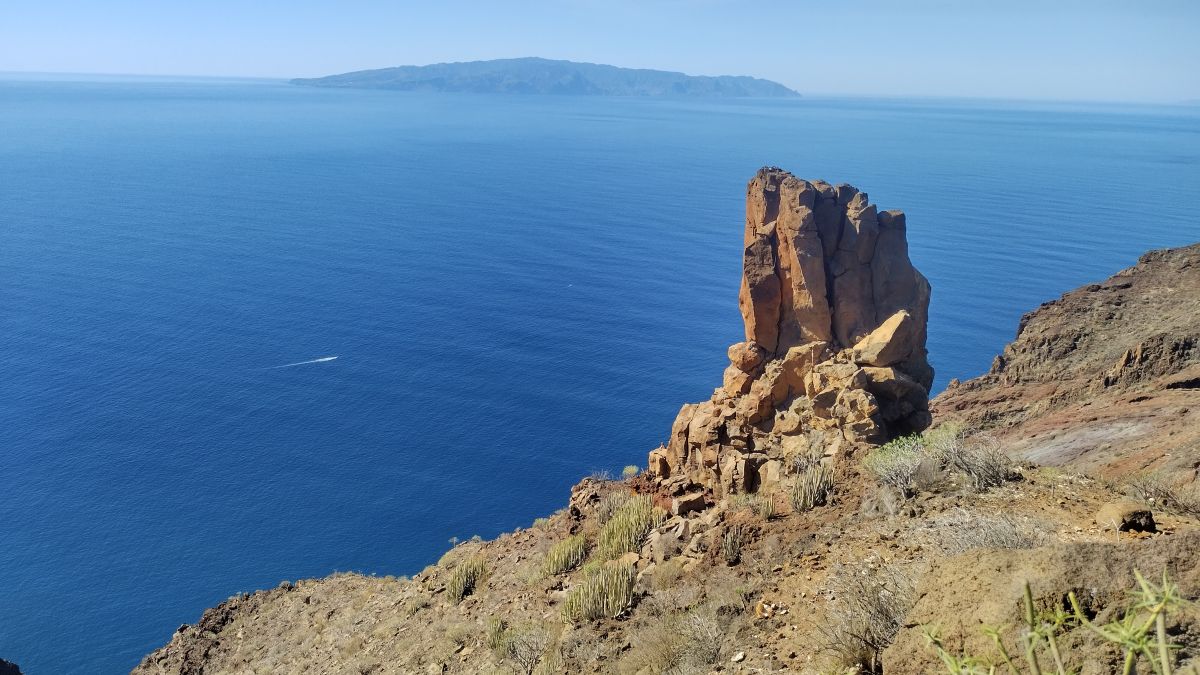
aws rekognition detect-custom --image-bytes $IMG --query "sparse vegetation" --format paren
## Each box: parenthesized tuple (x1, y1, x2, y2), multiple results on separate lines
(792, 462, 834, 512)
(754, 494, 777, 521)
(923, 571, 1192, 675)
(622, 606, 725, 673)
(821, 560, 916, 673)
(562, 563, 637, 623)
(864, 424, 1015, 496)
(1127, 472, 1200, 518)
(731, 492, 777, 520)
(721, 524, 748, 565)
(945, 434, 1014, 491)
(486, 618, 554, 674)
(595, 494, 665, 560)
(543, 534, 588, 576)
(446, 556, 487, 603)
(622, 465, 641, 479)
(863, 434, 929, 496)
(931, 509, 1043, 553)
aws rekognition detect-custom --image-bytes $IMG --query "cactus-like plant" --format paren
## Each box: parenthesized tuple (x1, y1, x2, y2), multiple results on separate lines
(542, 534, 588, 576)
(792, 462, 833, 512)
(722, 524, 748, 565)
(446, 556, 486, 603)
(922, 570, 1190, 675)
(596, 494, 665, 560)
(562, 563, 637, 622)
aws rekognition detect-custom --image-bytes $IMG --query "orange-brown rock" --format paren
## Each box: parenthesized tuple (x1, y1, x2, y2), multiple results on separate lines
(649, 168, 933, 494)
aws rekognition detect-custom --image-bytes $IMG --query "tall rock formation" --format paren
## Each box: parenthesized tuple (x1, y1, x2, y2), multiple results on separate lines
(648, 168, 932, 496)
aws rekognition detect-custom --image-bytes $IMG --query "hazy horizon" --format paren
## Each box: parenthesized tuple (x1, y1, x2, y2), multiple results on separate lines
(3, 0, 1198, 104)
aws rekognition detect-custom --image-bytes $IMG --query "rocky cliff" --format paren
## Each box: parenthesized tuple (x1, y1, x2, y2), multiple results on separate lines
(649, 168, 932, 498)
(934, 242, 1200, 477)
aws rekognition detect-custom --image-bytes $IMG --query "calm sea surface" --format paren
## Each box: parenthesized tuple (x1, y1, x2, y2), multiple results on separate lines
(2, 76, 1198, 673)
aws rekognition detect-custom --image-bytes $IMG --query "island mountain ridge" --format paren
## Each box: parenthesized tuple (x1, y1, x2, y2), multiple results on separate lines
(291, 57, 800, 97)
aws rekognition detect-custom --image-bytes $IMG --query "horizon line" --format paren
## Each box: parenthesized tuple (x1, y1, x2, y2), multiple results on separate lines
(1, 69, 1195, 107)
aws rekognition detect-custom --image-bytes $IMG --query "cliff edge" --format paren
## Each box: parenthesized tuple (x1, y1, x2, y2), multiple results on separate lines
(934, 243, 1200, 478)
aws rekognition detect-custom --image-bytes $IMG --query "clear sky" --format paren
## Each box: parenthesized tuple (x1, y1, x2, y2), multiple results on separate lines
(2, 0, 1197, 102)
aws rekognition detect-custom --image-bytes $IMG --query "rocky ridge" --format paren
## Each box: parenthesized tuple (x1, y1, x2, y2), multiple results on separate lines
(649, 168, 932, 501)
(934, 242, 1200, 477)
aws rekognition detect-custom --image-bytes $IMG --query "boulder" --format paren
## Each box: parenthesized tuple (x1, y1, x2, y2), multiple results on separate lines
(728, 341, 767, 372)
(853, 310, 918, 368)
(1095, 500, 1156, 532)
(671, 492, 707, 516)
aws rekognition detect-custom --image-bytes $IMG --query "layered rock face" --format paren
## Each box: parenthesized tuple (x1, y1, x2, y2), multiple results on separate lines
(933, 242, 1200, 476)
(648, 168, 932, 496)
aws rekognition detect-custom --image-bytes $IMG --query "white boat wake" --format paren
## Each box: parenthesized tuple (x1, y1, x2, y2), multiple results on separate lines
(268, 356, 339, 369)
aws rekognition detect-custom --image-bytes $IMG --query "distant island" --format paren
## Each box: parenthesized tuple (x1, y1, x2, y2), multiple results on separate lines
(290, 57, 799, 97)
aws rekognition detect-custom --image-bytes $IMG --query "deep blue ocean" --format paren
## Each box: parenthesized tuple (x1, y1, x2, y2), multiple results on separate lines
(1, 76, 1198, 674)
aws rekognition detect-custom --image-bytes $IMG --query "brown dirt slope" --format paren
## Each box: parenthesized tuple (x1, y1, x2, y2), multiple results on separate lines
(934, 242, 1200, 478)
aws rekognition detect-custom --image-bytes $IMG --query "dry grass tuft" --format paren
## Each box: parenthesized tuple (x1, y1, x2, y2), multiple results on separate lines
(1126, 472, 1200, 517)
(864, 424, 1015, 496)
(820, 560, 916, 673)
(929, 509, 1044, 554)
(622, 607, 725, 673)
(486, 619, 554, 675)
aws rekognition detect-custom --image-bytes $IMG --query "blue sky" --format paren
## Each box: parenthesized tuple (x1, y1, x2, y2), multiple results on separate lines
(2, 0, 1197, 102)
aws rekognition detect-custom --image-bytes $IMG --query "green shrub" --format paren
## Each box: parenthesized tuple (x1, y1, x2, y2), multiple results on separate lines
(562, 563, 637, 623)
(446, 556, 486, 603)
(863, 434, 927, 496)
(596, 494, 665, 560)
(792, 462, 833, 512)
(542, 534, 588, 576)
(865, 424, 1014, 496)
(622, 465, 641, 480)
